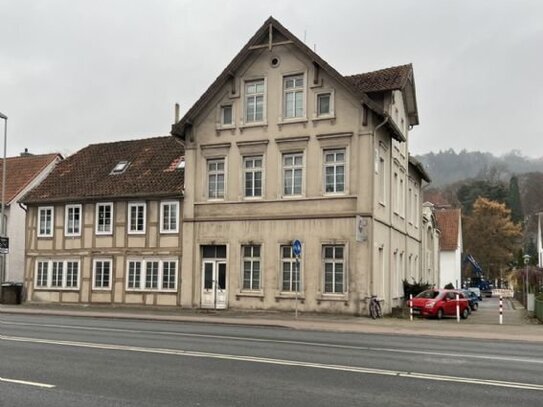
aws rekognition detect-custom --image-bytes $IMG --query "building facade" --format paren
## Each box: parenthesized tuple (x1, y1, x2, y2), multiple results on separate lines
(0, 152, 61, 284)
(172, 18, 434, 314)
(435, 208, 463, 288)
(538, 212, 542, 268)
(21, 137, 185, 306)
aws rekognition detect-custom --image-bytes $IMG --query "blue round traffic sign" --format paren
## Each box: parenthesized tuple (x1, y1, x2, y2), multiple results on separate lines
(292, 240, 302, 256)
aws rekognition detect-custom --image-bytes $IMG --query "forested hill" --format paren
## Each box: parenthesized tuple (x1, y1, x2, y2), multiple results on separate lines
(415, 149, 543, 187)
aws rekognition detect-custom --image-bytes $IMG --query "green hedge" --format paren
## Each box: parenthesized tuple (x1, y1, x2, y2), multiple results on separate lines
(535, 297, 543, 323)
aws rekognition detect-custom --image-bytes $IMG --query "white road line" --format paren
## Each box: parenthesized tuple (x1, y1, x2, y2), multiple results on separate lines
(1, 319, 542, 365)
(0, 376, 55, 389)
(1, 334, 543, 392)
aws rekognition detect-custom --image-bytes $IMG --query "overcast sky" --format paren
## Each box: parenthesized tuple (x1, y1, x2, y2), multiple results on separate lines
(1, 0, 542, 159)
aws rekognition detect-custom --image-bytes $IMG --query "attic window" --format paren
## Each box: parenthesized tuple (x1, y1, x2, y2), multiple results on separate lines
(177, 158, 185, 169)
(111, 160, 129, 175)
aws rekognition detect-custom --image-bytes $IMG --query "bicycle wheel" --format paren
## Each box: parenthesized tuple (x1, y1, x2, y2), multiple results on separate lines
(369, 302, 379, 319)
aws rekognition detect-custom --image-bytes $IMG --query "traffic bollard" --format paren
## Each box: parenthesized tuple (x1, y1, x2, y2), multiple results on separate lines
(456, 293, 460, 323)
(499, 295, 503, 325)
(409, 294, 413, 321)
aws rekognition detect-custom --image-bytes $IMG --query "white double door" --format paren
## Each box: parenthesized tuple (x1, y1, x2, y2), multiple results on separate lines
(201, 260, 227, 309)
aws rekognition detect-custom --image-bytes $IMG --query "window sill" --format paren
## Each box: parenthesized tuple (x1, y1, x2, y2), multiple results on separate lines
(239, 122, 267, 130)
(96, 232, 113, 237)
(324, 191, 347, 197)
(236, 291, 264, 301)
(127, 232, 146, 236)
(216, 124, 236, 131)
(125, 289, 178, 293)
(277, 118, 308, 127)
(37, 236, 54, 239)
(34, 287, 80, 291)
(275, 293, 305, 303)
(316, 294, 349, 305)
(91, 288, 112, 292)
(312, 115, 335, 122)
(65, 234, 82, 238)
(160, 230, 180, 235)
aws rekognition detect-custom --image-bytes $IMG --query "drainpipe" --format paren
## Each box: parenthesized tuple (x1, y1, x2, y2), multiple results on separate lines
(369, 113, 389, 300)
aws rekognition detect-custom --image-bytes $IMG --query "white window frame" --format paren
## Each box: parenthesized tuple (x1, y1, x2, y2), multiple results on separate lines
(95, 202, 114, 235)
(220, 104, 234, 127)
(125, 258, 178, 292)
(128, 202, 146, 235)
(315, 90, 334, 118)
(37, 206, 54, 237)
(323, 148, 346, 195)
(241, 244, 261, 291)
(282, 73, 305, 120)
(244, 79, 266, 124)
(280, 244, 302, 292)
(92, 258, 112, 290)
(243, 156, 263, 198)
(65, 204, 82, 237)
(34, 259, 80, 290)
(282, 152, 304, 197)
(160, 200, 179, 234)
(207, 158, 226, 200)
(323, 244, 346, 294)
(399, 173, 405, 219)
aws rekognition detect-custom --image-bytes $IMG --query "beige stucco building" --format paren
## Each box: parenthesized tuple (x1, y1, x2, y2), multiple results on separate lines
(172, 17, 435, 314)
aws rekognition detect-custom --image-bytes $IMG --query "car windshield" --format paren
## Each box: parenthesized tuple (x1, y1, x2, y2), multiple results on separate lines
(415, 290, 440, 299)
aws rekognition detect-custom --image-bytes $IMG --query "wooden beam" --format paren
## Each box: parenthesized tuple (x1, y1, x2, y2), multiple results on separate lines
(248, 40, 294, 50)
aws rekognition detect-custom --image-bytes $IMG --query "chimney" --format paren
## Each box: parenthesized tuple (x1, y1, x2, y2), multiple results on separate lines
(20, 148, 33, 157)
(175, 103, 180, 124)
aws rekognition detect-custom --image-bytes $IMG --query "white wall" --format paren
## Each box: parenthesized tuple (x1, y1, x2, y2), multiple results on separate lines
(5, 158, 59, 282)
(439, 250, 461, 289)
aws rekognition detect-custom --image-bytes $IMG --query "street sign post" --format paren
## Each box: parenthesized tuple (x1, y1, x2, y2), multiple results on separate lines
(0, 236, 8, 255)
(292, 240, 302, 319)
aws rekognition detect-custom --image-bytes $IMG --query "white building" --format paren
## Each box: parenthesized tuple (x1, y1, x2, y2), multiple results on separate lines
(1, 152, 61, 283)
(435, 208, 462, 288)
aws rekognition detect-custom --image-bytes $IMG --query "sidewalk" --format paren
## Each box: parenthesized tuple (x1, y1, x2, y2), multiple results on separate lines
(1, 300, 541, 343)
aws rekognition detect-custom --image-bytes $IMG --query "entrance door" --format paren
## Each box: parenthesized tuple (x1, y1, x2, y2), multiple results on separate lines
(201, 260, 227, 309)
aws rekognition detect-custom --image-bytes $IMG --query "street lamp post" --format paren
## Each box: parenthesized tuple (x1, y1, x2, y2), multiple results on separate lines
(0, 111, 6, 286)
(523, 254, 531, 308)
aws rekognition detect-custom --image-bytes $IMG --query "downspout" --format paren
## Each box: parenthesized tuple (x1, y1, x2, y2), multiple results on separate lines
(369, 113, 389, 299)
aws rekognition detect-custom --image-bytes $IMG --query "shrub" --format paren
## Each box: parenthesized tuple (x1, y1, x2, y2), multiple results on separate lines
(444, 283, 455, 289)
(403, 278, 432, 299)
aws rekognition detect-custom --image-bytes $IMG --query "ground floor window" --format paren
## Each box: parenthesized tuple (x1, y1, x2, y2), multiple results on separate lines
(93, 259, 112, 290)
(126, 258, 178, 291)
(281, 245, 301, 292)
(323, 245, 345, 294)
(35, 259, 80, 289)
(242, 245, 261, 290)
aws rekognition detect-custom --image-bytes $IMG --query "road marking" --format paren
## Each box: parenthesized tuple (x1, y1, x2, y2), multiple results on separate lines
(0, 376, 55, 389)
(2, 334, 543, 392)
(2, 319, 542, 365)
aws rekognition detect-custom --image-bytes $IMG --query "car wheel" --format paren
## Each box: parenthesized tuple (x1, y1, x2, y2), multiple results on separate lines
(461, 308, 469, 319)
(436, 308, 444, 320)
(472, 303, 478, 311)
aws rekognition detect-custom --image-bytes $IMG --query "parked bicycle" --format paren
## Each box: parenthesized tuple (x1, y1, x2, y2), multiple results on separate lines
(368, 295, 383, 319)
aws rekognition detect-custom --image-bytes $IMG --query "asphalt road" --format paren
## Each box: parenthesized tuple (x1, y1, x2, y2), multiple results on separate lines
(1, 313, 542, 407)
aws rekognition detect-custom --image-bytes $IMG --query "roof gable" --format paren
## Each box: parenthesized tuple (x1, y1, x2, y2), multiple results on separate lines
(21, 136, 185, 204)
(171, 17, 387, 139)
(435, 209, 462, 251)
(0, 153, 61, 205)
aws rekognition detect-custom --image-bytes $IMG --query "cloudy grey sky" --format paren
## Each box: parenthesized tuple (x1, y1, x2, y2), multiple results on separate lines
(1, 0, 542, 158)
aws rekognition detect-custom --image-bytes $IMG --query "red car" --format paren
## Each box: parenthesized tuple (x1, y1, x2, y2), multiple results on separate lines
(411, 289, 470, 319)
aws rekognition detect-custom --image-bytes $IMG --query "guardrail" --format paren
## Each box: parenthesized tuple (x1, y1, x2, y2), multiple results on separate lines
(535, 297, 543, 323)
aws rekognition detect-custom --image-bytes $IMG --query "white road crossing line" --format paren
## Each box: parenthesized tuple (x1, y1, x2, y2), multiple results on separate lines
(2, 334, 543, 392)
(0, 376, 55, 389)
(1, 319, 542, 365)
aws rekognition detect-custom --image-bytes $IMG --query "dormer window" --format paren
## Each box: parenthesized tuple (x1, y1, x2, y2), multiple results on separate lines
(111, 161, 129, 175)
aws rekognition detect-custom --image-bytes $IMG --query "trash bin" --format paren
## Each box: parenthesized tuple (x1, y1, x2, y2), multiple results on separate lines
(0, 282, 23, 305)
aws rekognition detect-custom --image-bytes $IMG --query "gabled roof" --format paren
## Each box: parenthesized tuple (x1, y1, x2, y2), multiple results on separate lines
(435, 209, 462, 251)
(21, 136, 184, 204)
(345, 64, 412, 93)
(171, 17, 409, 142)
(0, 153, 61, 205)
(408, 155, 431, 183)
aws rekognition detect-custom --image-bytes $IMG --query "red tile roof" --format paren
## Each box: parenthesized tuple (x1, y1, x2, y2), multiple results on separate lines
(0, 153, 61, 205)
(21, 136, 184, 204)
(344, 64, 413, 94)
(435, 209, 462, 251)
